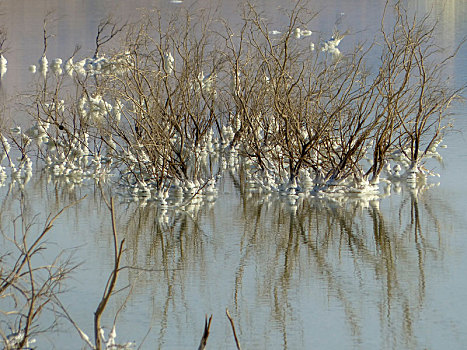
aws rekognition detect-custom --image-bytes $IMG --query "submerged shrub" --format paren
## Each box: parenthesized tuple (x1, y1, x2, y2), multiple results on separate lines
(0, 1, 462, 203)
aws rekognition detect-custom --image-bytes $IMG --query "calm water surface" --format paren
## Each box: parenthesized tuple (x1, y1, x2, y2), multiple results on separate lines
(1, 0, 467, 349)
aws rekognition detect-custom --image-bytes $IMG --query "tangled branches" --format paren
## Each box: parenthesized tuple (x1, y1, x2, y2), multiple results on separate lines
(0, 1, 462, 203)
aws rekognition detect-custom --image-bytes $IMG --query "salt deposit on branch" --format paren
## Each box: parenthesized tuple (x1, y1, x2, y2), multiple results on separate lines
(0, 54, 7, 78)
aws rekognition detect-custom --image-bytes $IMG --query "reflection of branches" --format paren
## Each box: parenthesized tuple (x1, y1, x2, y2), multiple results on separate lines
(116, 200, 212, 347)
(295, 209, 363, 340)
(56, 176, 452, 349)
(229, 184, 450, 349)
(233, 191, 264, 310)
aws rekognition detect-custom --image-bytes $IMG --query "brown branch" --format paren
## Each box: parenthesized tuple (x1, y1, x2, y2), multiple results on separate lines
(197, 314, 213, 350)
(226, 308, 242, 350)
(94, 197, 125, 350)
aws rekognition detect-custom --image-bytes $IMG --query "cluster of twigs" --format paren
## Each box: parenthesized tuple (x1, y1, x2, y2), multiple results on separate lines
(0, 194, 134, 349)
(0, 0, 458, 202)
(0, 198, 82, 349)
(227, 2, 461, 183)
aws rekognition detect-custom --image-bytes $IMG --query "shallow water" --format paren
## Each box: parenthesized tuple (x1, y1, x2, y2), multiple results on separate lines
(1, 1, 467, 349)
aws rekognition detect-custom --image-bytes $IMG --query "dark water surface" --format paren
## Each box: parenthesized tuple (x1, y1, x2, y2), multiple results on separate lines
(1, 0, 467, 349)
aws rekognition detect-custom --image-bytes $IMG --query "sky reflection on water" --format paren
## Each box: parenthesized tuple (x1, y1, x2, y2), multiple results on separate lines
(1, 0, 467, 349)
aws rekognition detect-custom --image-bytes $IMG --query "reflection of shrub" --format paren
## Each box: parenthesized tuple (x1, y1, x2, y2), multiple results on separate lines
(0, 1, 462, 202)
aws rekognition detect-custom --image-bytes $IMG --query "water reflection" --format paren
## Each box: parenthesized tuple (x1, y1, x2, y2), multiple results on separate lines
(0, 166, 456, 349)
(110, 174, 450, 349)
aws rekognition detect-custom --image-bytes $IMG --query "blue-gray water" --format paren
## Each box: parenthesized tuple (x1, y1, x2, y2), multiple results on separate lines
(1, 0, 467, 349)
